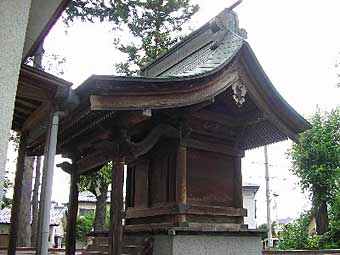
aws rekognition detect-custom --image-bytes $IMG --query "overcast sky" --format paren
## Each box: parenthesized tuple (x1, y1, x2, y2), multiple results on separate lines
(31, 0, 340, 225)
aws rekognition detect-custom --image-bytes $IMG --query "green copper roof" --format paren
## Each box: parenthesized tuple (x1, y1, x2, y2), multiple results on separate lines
(160, 32, 244, 77)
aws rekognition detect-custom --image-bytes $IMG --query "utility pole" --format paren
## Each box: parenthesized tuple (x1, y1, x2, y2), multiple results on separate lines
(264, 145, 273, 248)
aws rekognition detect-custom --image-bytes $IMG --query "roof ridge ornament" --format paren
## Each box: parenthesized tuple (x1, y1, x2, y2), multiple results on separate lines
(209, 2, 247, 50)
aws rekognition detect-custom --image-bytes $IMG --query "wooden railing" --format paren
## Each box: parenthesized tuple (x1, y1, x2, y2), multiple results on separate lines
(263, 250, 340, 255)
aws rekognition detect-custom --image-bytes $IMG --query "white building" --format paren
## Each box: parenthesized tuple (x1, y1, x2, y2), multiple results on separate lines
(242, 183, 260, 229)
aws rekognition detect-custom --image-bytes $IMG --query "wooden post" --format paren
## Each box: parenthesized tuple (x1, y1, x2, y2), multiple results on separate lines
(31, 156, 41, 247)
(66, 170, 79, 255)
(109, 160, 125, 255)
(8, 131, 27, 255)
(175, 145, 187, 225)
(233, 157, 243, 209)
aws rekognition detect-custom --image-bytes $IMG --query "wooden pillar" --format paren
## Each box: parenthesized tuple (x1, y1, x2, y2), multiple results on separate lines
(8, 131, 27, 255)
(65, 170, 79, 255)
(31, 156, 41, 247)
(175, 145, 187, 225)
(233, 157, 243, 220)
(109, 160, 125, 255)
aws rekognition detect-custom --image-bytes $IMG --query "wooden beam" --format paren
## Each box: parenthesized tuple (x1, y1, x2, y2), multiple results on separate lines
(109, 160, 125, 255)
(175, 145, 187, 225)
(65, 170, 79, 255)
(16, 84, 50, 102)
(13, 112, 28, 120)
(15, 106, 32, 115)
(22, 102, 50, 131)
(90, 72, 239, 111)
(192, 110, 239, 128)
(117, 111, 150, 128)
(16, 97, 39, 109)
(8, 132, 27, 255)
(125, 204, 247, 219)
(182, 138, 244, 157)
(77, 152, 111, 175)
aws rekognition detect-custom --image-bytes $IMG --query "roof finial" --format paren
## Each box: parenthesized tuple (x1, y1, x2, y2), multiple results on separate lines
(228, 0, 242, 10)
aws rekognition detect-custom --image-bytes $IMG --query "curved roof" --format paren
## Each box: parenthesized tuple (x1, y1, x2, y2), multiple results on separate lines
(28, 8, 311, 156)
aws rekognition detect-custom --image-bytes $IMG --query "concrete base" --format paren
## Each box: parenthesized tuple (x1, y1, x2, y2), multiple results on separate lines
(153, 231, 262, 255)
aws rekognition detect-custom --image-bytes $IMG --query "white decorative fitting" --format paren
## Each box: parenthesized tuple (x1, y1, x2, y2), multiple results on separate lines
(232, 82, 247, 107)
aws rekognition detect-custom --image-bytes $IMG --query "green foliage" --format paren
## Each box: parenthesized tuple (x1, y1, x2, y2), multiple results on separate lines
(114, 0, 199, 74)
(76, 211, 95, 241)
(63, 0, 199, 75)
(289, 107, 340, 203)
(277, 212, 314, 250)
(79, 162, 112, 196)
(288, 107, 340, 232)
(258, 222, 278, 240)
(63, 0, 130, 27)
(323, 192, 340, 248)
(277, 207, 340, 250)
(2, 176, 12, 209)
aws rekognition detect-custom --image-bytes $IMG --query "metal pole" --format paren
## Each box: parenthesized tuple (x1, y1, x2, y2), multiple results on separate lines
(264, 145, 272, 248)
(36, 112, 61, 255)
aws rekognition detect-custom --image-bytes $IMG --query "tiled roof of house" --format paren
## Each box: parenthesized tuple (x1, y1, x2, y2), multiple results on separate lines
(0, 206, 66, 226)
(78, 191, 111, 203)
(0, 208, 11, 224)
(243, 182, 260, 191)
(78, 191, 97, 203)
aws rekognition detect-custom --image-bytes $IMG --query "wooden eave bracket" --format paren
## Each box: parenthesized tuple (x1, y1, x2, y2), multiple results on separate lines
(76, 124, 179, 174)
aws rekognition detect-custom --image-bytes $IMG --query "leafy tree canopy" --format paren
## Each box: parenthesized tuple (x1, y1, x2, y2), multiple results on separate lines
(79, 162, 112, 197)
(289, 107, 340, 203)
(63, 0, 199, 75)
(288, 107, 340, 234)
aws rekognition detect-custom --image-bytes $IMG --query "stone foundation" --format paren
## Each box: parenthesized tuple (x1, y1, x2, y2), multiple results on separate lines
(152, 229, 262, 255)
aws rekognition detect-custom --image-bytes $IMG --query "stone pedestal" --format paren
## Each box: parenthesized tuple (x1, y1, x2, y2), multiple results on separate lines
(152, 228, 262, 255)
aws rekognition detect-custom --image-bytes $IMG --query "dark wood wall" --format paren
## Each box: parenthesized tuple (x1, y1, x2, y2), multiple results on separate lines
(187, 148, 235, 207)
(126, 139, 177, 209)
(125, 138, 245, 229)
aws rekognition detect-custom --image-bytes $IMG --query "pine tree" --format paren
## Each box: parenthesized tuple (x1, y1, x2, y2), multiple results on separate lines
(63, 0, 199, 75)
(114, 0, 199, 74)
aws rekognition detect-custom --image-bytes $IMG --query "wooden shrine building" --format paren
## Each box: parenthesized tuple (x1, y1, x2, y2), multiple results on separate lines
(23, 7, 311, 255)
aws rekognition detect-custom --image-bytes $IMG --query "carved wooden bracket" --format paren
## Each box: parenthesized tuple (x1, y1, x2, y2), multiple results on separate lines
(76, 124, 179, 174)
(124, 124, 179, 162)
(232, 82, 247, 107)
(57, 161, 74, 175)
